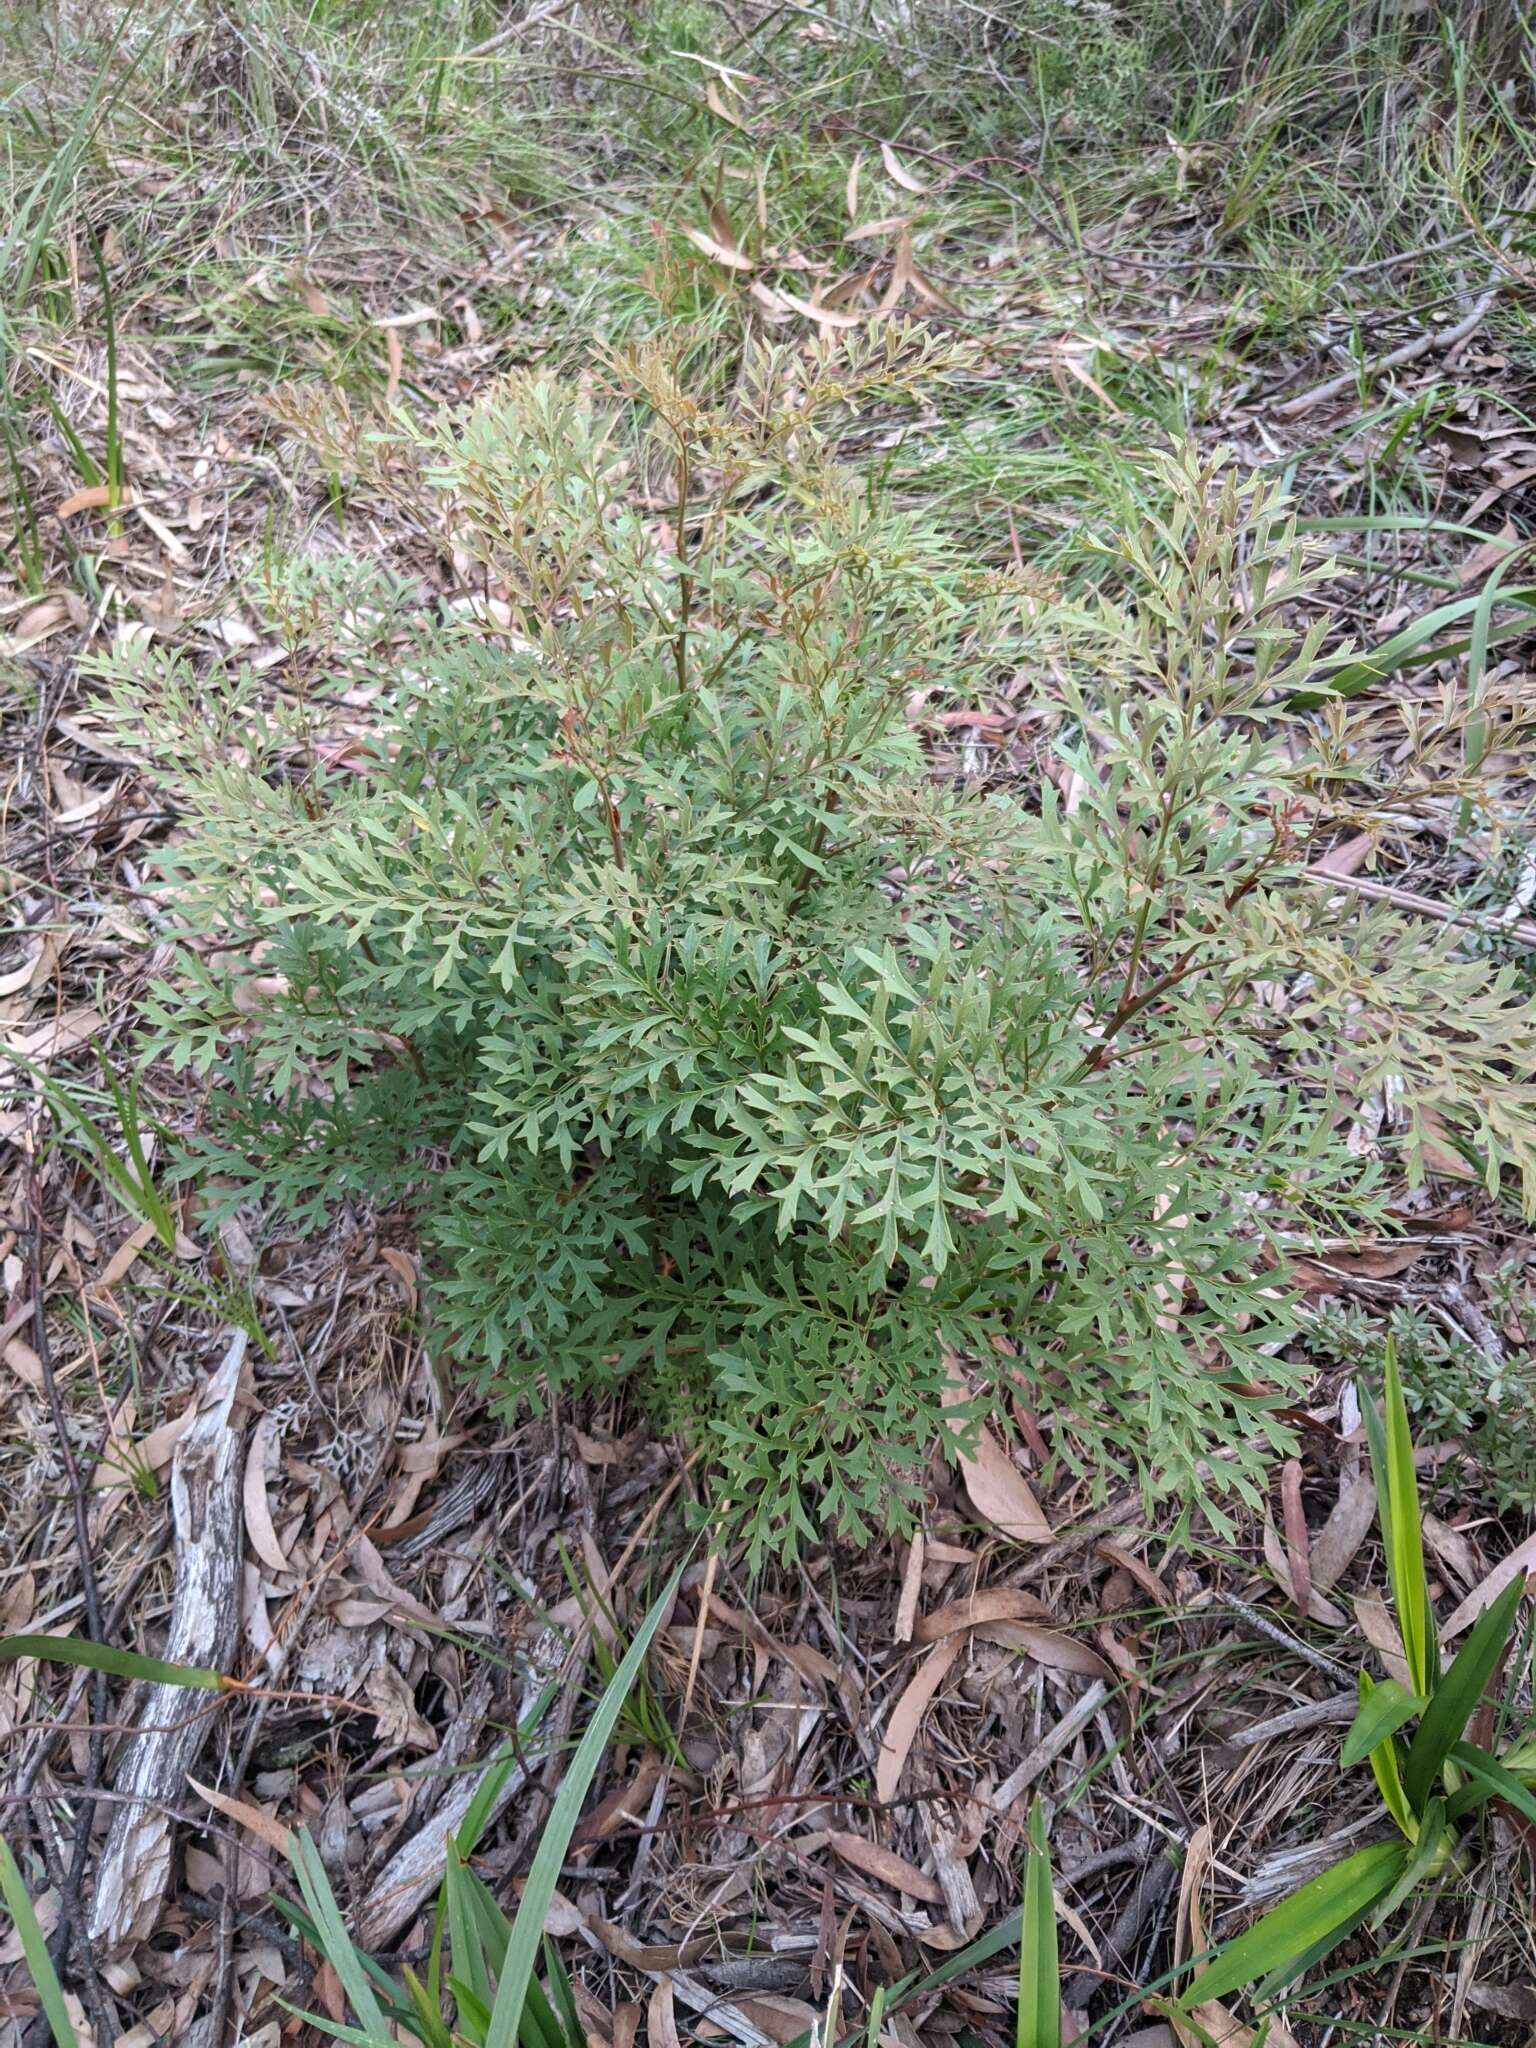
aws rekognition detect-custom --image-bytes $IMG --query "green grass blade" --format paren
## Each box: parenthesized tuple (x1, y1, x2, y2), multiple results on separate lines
(1342, 1674, 1424, 1770)
(463, 1863, 513, 1977)
(448, 1976, 492, 2041)
(1366, 1718, 1417, 1842)
(401, 1967, 456, 2048)
(480, 1564, 683, 2048)
(291, 1831, 393, 2043)
(1362, 1341, 1437, 1697)
(445, 1852, 490, 2011)
(1178, 1841, 1408, 2006)
(1297, 586, 1536, 702)
(1017, 1797, 1059, 2048)
(543, 1939, 583, 2048)
(1445, 1742, 1536, 1828)
(0, 1837, 79, 2048)
(1403, 1576, 1523, 1810)
(1369, 1798, 1446, 1930)
(0, 1634, 225, 1689)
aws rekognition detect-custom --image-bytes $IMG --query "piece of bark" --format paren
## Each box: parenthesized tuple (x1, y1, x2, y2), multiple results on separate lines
(88, 1332, 247, 1954)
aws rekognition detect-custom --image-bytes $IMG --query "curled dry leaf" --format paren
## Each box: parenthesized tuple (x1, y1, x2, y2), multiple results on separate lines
(876, 1635, 962, 1803)
(974, 1621, 1114, 1682)
(648, 1979, 682, 2048)
(1262, 1519, 1348, 1627)
(1354, 1590, 1413, 1686)
(682, 224, 754, 271)
(1309, 1474, 1377, 1594)
(705, 79, 748, 129)
(880, 140, 927, 193)
(57, 484, 135, 519)
(187, 1776, 292, 1857)
(1441, 1529, 1536, 1639)
(1174, 1823, 1302, 2048)
(894, 1529, 924, 1643)
(773, 287, 862, 329)
(942, 1359, 1051, 1544)
(825, 1829, 944, 1905)
(1096, 1540, 1173, 1607)
(913, 1588, 1052, 1641)
(243, 1414, 291, 1576)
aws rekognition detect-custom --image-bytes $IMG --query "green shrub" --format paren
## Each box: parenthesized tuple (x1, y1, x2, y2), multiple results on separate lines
(107, 335, 1536, 1558)
(1309, 1286, 1536, 1513)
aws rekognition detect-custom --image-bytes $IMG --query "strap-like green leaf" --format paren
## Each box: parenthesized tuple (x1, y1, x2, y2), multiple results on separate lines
(1017, 1796, 1060, 2048)
(1365, 1711, 1418, 1842)
(1403, 1576, 1523, 1810)
(1342, 1673, 1424, 1771)
(1178, 1840, 1409, 2006)
(1362, 1342, 1437, 1697)
(1369, 1798, 1447, 1931)
(0, 1838, 78, 2048)
(0, 1634, 225, 1690)
(290, 1830, 392, 2044)
(1294, 586, 1536, 702)
(480, 1565, 684, 2048)
(1445, 1742, 1536, 1829)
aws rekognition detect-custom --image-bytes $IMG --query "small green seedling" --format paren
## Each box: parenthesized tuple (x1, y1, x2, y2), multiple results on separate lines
(277, 1567, 682, 2048)
(1180, 1340, 1536, 2008)
(1018, 1796, 1061, 2048)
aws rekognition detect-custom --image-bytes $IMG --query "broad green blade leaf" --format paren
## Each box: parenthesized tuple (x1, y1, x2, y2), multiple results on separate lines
(518, 1974, 564, 2048)
(0, 1838, 78, 2048)
(544, 1939, 583, 2048)
(1366, 1715, 1417, 1842)
(1404, 1576, 1523, 1810)
(1445, 1742, 1536, 1828)
(481, 1565, 683, 2048)
(1342, 1674, 1424, 1770)
(290, 1831, 392, 2043)
(1296, 586, 1536, 701)
(445, 1852, 490, 2011)
(1362, 1342, 1437, 1697)
(272, 2009, 386, 2047)
(449, 1976, 493, 2040)
(1017, 1797, 1060, 2048)
(1178, 1841, 1409, 2006)
(1370, 1798, 1446, 1930)
(0, 1634, 225, 1690)
(401, 1968, 456, 2048)
(463, 1862, 514, 1977)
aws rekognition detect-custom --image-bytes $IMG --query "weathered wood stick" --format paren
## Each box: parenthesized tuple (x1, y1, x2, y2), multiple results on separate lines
(88, 1332, 247, 1955)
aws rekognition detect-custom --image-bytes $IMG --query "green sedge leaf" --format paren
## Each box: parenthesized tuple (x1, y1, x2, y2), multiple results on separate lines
(481, 1565, 684, 2048)
(449, 1976, 493, 2039)
(1366, 1717, 1418, 1841)
(543, 1940, 584, 2048)
(1018, 1796, 1060, 2048)
(1445, 1742, 1536, 1828)
(400, 1968, 456, 2048)
(1369, 1799, 1447, 1931)
(0, 1634, 225, 1690)
(290, 1830, 392, 2042)
(1342, 1674, 1425, 1770)
(0, 1838, 79, 2048)
(1294, 586, 1536, 703)
(1404, 1575, 1523, 1810)
(1362, 1341, 1437, 1697)
(1179, 1840, 1409, 2005)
